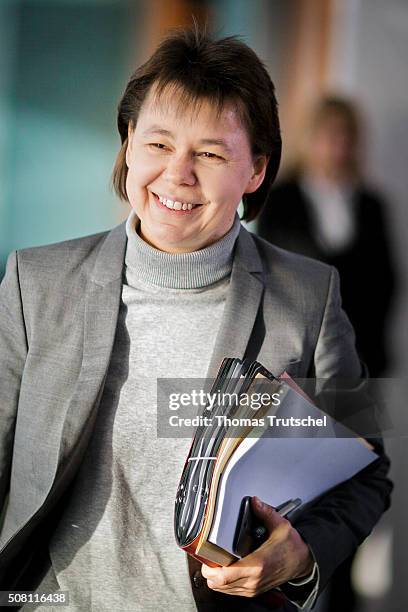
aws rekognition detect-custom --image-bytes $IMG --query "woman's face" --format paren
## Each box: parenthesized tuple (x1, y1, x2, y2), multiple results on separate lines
(309, 115, 357, 179)
(125, 85, 267, 253)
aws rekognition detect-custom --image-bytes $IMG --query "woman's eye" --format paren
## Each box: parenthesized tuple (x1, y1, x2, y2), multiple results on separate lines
(149, 143, 167, 150)
(198, 152, 222, 160)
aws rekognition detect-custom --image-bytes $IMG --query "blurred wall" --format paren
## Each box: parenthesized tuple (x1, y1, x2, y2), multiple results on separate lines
(0, 2, 18, 271)
(0, 0, 142, 276)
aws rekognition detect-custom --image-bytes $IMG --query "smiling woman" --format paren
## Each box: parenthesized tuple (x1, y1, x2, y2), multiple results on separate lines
(0, 25, 392, 612)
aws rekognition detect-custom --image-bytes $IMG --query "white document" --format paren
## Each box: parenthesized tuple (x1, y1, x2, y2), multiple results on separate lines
(208, 383, 378, 556)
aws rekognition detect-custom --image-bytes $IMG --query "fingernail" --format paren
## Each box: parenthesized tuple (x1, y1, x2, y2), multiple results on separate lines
(254, 496, 264, 508)
(207, 580, 215, 588)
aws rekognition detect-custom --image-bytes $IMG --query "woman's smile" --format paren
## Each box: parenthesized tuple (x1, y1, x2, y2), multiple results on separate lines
(150, 191, 204, 215)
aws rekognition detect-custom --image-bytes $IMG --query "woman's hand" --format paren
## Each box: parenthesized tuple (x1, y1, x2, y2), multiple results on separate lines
(201, 496, 314, 598)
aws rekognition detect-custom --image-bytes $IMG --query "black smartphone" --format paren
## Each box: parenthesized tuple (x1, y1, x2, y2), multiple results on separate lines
(233, 496, 268, 557)
(233, 496, 302, 557)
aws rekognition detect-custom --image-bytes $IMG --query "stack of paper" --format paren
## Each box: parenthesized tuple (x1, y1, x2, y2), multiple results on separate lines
(174, 358, 377, 567)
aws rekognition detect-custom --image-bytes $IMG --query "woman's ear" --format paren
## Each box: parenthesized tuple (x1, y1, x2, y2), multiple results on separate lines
(126, 122, 134, 168)
(244, 155, 269, 194)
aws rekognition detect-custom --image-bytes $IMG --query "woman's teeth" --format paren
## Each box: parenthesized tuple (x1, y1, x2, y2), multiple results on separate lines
(157, 195, 198, 211)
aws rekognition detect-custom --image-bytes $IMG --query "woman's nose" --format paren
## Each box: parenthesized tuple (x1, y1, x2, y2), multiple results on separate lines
(163, 155, 197, 186)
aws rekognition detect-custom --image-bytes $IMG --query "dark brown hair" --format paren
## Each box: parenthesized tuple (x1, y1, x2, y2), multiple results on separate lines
(112, 27, 281, 222)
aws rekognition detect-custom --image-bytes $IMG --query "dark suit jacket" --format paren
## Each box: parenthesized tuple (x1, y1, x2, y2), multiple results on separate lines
(0, 222, 392, 611)
(258, 176, 396, 376)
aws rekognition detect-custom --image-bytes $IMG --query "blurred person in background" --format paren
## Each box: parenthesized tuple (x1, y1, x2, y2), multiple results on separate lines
(258, 96, 396, 378)
(258, 97, 396, 612)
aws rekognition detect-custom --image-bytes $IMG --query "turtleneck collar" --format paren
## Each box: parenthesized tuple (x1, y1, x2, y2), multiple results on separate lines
(124, 210, 241, 289)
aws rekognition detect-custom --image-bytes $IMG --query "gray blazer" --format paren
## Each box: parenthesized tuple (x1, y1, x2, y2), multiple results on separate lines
(0, 222, 391, 611)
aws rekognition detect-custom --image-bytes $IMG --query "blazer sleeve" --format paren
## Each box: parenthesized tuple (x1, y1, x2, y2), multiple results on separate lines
(0, 252, 28, 525)
(292, 266, 393, 596)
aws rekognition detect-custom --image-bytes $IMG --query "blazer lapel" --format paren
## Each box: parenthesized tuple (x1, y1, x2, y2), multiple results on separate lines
(206, 226, 265, 379)
(54, 222, 127, 483)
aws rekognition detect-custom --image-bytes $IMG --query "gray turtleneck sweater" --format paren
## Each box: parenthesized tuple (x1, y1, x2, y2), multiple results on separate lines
(44, 212, 241, 611)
